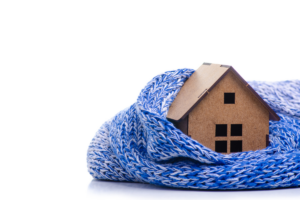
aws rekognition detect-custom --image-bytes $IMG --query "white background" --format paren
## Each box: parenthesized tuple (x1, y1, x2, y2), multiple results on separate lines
(1, 1, 300, 199)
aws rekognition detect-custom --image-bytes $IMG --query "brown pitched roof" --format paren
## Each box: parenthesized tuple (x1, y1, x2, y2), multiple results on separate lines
(167, 63, 280, 121)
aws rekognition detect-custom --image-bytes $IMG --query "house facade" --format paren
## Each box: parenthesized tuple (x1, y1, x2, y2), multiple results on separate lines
(167, 63, 280, 154)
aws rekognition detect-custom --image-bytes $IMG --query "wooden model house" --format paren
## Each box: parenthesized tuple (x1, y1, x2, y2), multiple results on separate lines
(167, 63, 280, 154)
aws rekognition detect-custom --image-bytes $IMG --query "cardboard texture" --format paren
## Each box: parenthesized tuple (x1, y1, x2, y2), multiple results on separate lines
(167, 64, 229, 121)
(167, 63, 280, 154)
(189, 70, 269, 153)
(174, 115, 189, 136)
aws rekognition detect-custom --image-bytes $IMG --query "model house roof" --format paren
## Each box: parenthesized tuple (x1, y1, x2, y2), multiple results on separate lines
(167, 63, 280, 122)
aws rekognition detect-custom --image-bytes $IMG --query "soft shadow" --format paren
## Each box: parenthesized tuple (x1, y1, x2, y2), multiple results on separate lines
(88, 179, 300, 200)
(88, 179, 165, 191)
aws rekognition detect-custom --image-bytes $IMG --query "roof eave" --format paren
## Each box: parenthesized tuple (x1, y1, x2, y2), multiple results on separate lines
(168, 65, 280, 122)
(229, 68, 281, 121)
(169, 67, 232, 122)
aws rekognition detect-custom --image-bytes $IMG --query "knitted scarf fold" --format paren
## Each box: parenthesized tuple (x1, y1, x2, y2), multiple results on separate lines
(87, 69, 300, 190)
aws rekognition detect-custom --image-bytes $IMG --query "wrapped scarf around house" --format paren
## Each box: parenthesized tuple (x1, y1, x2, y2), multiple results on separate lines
(87, 68, 300, 190)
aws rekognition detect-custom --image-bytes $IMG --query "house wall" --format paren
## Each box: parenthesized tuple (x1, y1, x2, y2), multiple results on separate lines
(188, 71, 270, 153)
(174, 115, 189, 136)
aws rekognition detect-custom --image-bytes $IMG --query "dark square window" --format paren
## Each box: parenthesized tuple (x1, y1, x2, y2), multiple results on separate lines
(230, 140, 242, 153)
(215, 141, 227, 153)
(231, 124, 242, 136)
(216, 124, 227, 137)
(224, 93, 235, 104)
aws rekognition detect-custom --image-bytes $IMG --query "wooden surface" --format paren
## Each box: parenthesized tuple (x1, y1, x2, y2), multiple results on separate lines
(167, 64, 229, 121)
(188, 71, 270, 153)
(167, 64, 280, 122)
(174, 115, 188, 135)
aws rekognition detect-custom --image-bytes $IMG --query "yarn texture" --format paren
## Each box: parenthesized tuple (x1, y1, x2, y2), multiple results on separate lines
(87, 69, 300, 190)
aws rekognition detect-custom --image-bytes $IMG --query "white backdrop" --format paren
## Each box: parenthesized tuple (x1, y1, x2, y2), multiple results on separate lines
(1, 1, 300, 200)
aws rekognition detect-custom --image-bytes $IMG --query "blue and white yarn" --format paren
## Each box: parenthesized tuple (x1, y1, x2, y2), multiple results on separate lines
(87, 68, 300, 190)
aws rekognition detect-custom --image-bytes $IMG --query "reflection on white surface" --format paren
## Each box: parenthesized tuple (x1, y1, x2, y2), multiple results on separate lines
(2, 1, 300, 200)
(88, 179, 300, 200)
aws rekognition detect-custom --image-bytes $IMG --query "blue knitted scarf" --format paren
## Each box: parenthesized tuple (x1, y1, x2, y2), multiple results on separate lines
(87, 69, 300, 190)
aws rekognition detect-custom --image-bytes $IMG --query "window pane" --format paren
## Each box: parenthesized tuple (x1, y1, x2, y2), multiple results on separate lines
(215, 141, 227, 153)
(216, 124, 227, 137)
(230, 140, 242, 152)
(231, 124, 242, 136)
(224, 93, 235, 104)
